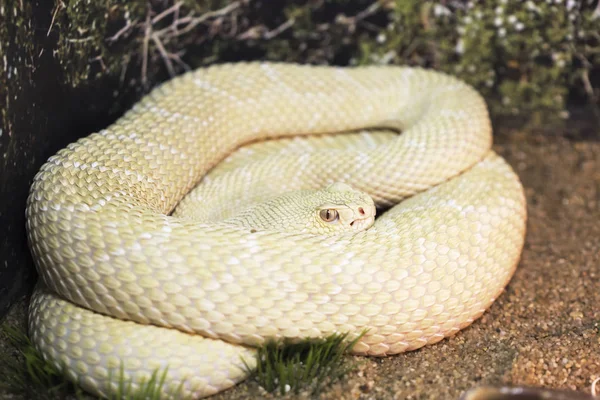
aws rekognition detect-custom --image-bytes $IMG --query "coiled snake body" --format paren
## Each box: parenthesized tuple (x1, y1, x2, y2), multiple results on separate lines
(26, 63, 526, 398)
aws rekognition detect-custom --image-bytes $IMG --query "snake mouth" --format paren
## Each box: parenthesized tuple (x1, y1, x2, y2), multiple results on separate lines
(350, 216, 375, 230)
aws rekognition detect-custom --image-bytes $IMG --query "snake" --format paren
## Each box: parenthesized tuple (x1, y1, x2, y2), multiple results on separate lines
(26, 63, 527, 399)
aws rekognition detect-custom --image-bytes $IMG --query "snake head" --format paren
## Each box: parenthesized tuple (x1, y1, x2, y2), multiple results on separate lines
(222, 181, 375, 235)
(315, 182, 376, 234)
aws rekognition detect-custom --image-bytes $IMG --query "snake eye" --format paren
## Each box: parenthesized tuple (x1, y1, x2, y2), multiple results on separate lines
(319, 209, 339, 222)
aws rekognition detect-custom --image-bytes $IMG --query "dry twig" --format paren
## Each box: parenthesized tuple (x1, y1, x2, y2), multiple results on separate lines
(335, 2, 381, 32)
(574, 51, 600, 122)
(108, 1, 242, 87)
(47, 1, 64, 37)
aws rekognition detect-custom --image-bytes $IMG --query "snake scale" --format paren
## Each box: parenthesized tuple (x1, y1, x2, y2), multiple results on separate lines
(26, 63, 527, 399)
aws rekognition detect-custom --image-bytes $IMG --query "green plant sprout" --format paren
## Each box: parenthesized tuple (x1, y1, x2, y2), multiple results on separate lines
(243, 330, 366, 396)
(1, 324, 365, 399)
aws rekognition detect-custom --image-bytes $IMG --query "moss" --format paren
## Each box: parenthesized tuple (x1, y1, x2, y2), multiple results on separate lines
(444, 1, 578, 121)
(0, 0, 35, 141)
(50, 0, 155, 87)
(354, 1, 599, 125)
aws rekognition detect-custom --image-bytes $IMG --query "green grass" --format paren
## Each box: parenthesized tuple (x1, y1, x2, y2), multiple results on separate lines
(243, 330, 366, 396)
(107, 365, 185, 400)
(1, 323, 364, 399)
(0, 325, 184, 400)
(0, 325, 85, 399)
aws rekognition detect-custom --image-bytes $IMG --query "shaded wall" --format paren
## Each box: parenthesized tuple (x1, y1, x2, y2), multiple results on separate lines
(0, 0, 139, 316)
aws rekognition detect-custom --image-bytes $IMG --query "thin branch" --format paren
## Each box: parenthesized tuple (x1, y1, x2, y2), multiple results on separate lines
(354, 1, 381, 22)
(574, 51, 596, 98)
(226, 7, 240, 37)
(168, 51, 191, 72)
(141, 12, 151, 87)
(152, 1, 183, 25)
(192, 1, 241, 24)
(153, 11, 196, 37)
(236, 25, 264, 40)
(263, 18, 295, 40)
(171, 2, 181, 35)
(65, 37, 94, 43)
(151, 33, 176, 77)
(89, 55, 106, 71)
(593, 0, 600, 19)
(336, 1, 381, 28)
(119, 54, 130, 86)
(581, 66, 594, 97)
(173, 1, 241, 37)
(47, 1, 63, 37)
(107, 18, 137, 43)
(574, 51, 600, 122)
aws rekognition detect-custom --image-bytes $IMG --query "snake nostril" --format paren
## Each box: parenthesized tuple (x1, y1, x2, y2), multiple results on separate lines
(358, 207, 365, 215)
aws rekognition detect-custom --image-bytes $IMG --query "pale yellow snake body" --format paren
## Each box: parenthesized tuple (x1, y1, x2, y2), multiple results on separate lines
(26, 63, 527, 398)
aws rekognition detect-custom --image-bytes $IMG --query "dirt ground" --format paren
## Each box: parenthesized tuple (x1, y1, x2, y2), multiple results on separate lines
(2, 129, 599, 400)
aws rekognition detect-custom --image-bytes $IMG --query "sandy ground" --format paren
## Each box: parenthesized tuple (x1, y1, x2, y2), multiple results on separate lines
(1, 132, 599, 400)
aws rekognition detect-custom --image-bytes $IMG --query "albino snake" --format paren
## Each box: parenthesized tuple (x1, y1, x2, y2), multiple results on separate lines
(26, 63, 527, 398)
